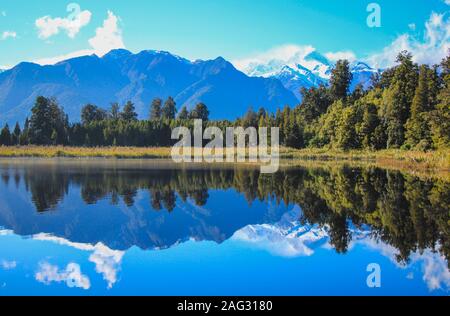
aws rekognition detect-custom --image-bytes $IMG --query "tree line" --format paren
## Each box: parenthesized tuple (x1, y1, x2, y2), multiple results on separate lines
(0, 51, 449, 150)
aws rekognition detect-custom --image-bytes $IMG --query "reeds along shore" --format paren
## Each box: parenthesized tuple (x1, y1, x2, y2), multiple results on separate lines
(0, 146, 448, 171)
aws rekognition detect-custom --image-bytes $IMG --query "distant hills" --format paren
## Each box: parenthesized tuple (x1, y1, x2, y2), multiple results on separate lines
(0, 49, 379, 125)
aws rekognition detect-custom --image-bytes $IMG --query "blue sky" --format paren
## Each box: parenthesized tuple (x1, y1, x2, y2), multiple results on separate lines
(0, 0, 449, 68)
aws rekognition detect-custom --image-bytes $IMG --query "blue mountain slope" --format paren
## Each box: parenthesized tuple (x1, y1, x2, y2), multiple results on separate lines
(0, 49, 298, 125)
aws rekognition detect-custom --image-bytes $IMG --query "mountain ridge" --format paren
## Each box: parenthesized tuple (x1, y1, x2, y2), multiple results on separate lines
(0, 49, 298, 125)
(0, 48, 379, 125)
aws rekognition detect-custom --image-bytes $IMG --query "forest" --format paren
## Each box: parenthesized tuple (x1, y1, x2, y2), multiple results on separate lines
(0, 51, 449, 151)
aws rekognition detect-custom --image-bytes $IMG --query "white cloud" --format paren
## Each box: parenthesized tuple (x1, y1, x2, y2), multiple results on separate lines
(89, 243, 124, 289)
(235, 10, 449, 74)
(357, 238, 450, 292)
(325, 50, 357, 62)
(445, 0, 450, 6)
(1, 11, 6, 17)
(36, 8, 92, 39)
(88, 10, 125, 56)
(0, 260, 17, 270)
(367, 12, 450, 68)
(1, 31, 17, 40)
(33, 11, 124, 66)
(412, 251, 450, 291)
(33, 233, 124, 288)
(35, 262, 90, 290)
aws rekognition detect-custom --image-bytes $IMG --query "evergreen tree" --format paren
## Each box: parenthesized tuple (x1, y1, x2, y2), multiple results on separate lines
(110, 102, 120, 120)
(336, 106, 358, 150)
(257, 107, 267, 119)
(20, 118, 30, 145)
(81, 104, 107, 125)
(430, 55, 450, 148)
(299, 85, 332, 122)
(242, 107, 258, 128)
(150, 98, 162, 120)
(350, 84, 365, 103)
(405, 65, 432, 149)
(29, 96, 65, 145)
(177, 106, 189, 120)
(384, 51, 419, 148)
(12, 122, 21, 145)
(359, 103, 380, 149)
(162, 97, 177, 120)
(121, 101, 138, 122)
(0, 124, 11, 146)
(313, 100, 345, 147)
(190, 103, 210, 121)
(282, 106, 302, 148)
(329, 60, 353, 101)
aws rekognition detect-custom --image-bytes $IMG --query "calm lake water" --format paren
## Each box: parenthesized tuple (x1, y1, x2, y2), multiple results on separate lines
(0, 158, 448, 296)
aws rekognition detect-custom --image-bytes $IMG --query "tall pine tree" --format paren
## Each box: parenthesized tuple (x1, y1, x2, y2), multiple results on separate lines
(430, 55, 450, 148)
(162, 97, 177, 120)
(150, 98, 162, 120)
(0, 124, 11, 146)
(384, 52, 419, 148)
(329, 60, 353, 101)
(405, 64, 432, 149)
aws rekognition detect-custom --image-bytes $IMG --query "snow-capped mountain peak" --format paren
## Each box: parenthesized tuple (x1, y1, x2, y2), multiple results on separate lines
(351, 61, 376, 73)
(235, 48, 379, 101)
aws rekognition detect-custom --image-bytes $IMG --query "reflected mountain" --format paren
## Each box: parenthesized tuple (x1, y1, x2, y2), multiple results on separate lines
(0, 159, 448, 266)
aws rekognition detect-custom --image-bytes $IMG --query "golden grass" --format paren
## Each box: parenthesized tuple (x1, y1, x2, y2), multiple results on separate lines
(279, 147, 450, 171)
(0, 146, 172, 159)
(0, 146, 448, 172)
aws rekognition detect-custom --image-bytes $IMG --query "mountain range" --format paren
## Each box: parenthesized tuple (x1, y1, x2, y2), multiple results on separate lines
(0, 49, 379, 125)
(239, 50, 379, 100)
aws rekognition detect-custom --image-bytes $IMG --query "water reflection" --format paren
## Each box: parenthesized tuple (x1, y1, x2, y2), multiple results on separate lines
(0, 159, 448, 294)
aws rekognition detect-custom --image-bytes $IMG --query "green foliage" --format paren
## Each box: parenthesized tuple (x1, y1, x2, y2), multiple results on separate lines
(29, 96, 69, 145)
(81, 104, 107, 125)
(359, 103, 380, 149)
(121, 101, 138, 122)
(0, 124, 11, 146)
(162, 97, 177, 120)
(385, 52, 419, 148)
(190, 102, 210, 121)
(242, 107, 258, 128)
(298, 85, 332, 122)
(177, 106, 189, 120)
(329, 60, 353, 101)
(150, 98, 162, 120)
(430, 55, 450, 149)
(11, 122, 21, 145)
(336, 106, 359, 150)
(405, 65, 434, 149)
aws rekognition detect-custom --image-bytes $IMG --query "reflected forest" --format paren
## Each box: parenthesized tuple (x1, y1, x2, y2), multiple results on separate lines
(0, 163, 448, 266)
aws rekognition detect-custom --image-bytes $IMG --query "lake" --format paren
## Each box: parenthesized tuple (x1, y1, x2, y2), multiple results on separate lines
(0, 158, 448, 296)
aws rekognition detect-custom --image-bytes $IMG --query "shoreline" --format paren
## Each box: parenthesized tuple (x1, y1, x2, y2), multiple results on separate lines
(0, 145, 448, 172)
